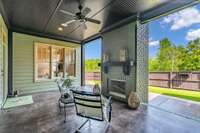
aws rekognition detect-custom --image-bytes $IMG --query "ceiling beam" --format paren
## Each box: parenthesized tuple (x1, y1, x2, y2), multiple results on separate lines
(82, 33, 101, 44)
(11, 26, 81, 44)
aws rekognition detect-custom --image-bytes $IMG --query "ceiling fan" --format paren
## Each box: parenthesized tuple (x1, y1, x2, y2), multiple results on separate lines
(60, 4, 101, 29)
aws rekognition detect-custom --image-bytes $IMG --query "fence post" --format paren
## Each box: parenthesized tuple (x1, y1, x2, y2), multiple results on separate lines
(169, 72, 172, 89)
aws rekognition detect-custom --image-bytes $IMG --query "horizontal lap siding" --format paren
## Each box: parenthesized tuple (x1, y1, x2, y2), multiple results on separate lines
(13, 32, 81, 95)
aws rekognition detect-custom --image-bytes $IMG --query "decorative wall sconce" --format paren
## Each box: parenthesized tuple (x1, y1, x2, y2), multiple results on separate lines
(103, 52, 110, 63)
(119, 48, 128, 62)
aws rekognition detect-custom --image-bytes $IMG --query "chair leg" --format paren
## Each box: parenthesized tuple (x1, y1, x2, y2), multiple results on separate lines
(76, 118, 89, 132)
(64, 104, 66, 123)
(89, 119, 91, 127)
(58, 99, 61, 113)
(103, 122, 110, 133)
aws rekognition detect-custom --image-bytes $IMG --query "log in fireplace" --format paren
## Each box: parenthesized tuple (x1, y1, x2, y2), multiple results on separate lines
(109, 79, 126, 101)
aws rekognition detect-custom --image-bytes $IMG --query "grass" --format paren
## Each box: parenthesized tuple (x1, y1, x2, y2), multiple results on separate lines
(85, 80, 101, 85)
(149, 86, 200, 102)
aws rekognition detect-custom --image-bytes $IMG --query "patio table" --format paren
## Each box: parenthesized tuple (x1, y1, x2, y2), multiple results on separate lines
(71, 86, 100, 96)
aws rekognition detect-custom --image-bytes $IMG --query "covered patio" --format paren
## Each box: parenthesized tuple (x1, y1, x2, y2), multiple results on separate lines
(0, 0, 200, 133)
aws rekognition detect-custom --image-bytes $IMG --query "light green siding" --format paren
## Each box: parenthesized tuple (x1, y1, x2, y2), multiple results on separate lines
(13, 32, 81, 95)
(0, 13, 8, 106)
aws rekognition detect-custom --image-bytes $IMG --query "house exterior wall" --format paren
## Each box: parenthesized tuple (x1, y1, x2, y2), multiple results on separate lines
(13, 32, 81, 94)
(0, 13, 8, 105)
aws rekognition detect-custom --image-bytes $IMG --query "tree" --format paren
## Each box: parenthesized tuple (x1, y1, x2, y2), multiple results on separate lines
(156, 38, 174, 71)
(180, 38, 200, 71)
(85, 59, 101, 72)
(176, 45, 187, 71)
(149, 58, 159, 71)
(149, 38, 200, 72)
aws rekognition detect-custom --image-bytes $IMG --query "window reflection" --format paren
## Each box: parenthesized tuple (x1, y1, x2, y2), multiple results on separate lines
(52, 48, 64, 78)
(37, 45, 51, 79)
(65, 48, 76, 76)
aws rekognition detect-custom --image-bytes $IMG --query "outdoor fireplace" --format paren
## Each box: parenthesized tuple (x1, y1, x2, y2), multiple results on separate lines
(110, 79, 125, 94)
(109, 79, 126, 101)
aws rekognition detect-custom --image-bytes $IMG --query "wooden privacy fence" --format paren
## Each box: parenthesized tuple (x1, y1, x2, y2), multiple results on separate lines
(85, 72, 101, 80)
(149, 72, 200, 91)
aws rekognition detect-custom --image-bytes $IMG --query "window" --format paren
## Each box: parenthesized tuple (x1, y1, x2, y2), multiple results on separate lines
(65, 48, 76, 76)
(36, 44, 51, 80)
(35, 43, 76, 81)
(52, 47, 64, 78)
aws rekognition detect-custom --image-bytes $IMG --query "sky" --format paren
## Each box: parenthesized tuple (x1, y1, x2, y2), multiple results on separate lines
(149, 4, 200, 57)
(85, 38, 101, 59)
(85, 4, 200, 59)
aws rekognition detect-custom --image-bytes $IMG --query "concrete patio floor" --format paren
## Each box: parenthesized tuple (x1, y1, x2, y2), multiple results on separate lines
(0, 91, 200, 133)
(149, 92, 200, 121)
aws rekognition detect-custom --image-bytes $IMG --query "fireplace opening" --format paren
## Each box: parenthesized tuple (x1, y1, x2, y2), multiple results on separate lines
(109, 79, 126, 98)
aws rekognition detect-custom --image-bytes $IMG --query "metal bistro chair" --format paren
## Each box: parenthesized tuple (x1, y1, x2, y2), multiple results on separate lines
(72, 90, 112, 133)
(56, 79, 74, 122)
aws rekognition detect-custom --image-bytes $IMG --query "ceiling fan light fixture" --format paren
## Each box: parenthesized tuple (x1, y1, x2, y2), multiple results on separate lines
(59, 4, 100, 30)
(61, 23, 68, 27)
(58, 27, 63, 31)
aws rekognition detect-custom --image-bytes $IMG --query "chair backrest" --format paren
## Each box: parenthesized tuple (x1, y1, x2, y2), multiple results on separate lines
(55, 79, 65, 95)
(72, 90, 104, 121)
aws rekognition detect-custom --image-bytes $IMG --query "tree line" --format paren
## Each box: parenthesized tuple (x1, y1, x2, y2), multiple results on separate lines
(85, 59, 101, 72)
(149, 38, 200, 72)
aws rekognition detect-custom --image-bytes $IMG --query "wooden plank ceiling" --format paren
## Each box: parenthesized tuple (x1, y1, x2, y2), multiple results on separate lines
(1, 0, 199, 43)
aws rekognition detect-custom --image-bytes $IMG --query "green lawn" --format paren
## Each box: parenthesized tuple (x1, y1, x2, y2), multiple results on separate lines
(149, 86, 200, 102)
(85, 80, 101, 85)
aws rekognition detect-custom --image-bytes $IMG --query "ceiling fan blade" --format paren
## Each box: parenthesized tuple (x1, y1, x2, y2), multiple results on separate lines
(83, 23, 87, 30)
(66, 19, 76, 24)
(61, 20, 76, 27)
(85, 18, 101, 24)
(82, 7, 91, 16)
(60, 9, 75, 16)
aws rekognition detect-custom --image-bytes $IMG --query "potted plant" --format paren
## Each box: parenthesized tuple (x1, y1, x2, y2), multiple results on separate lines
(61, 76, 75, 99)
(62, 76, 75, 88)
